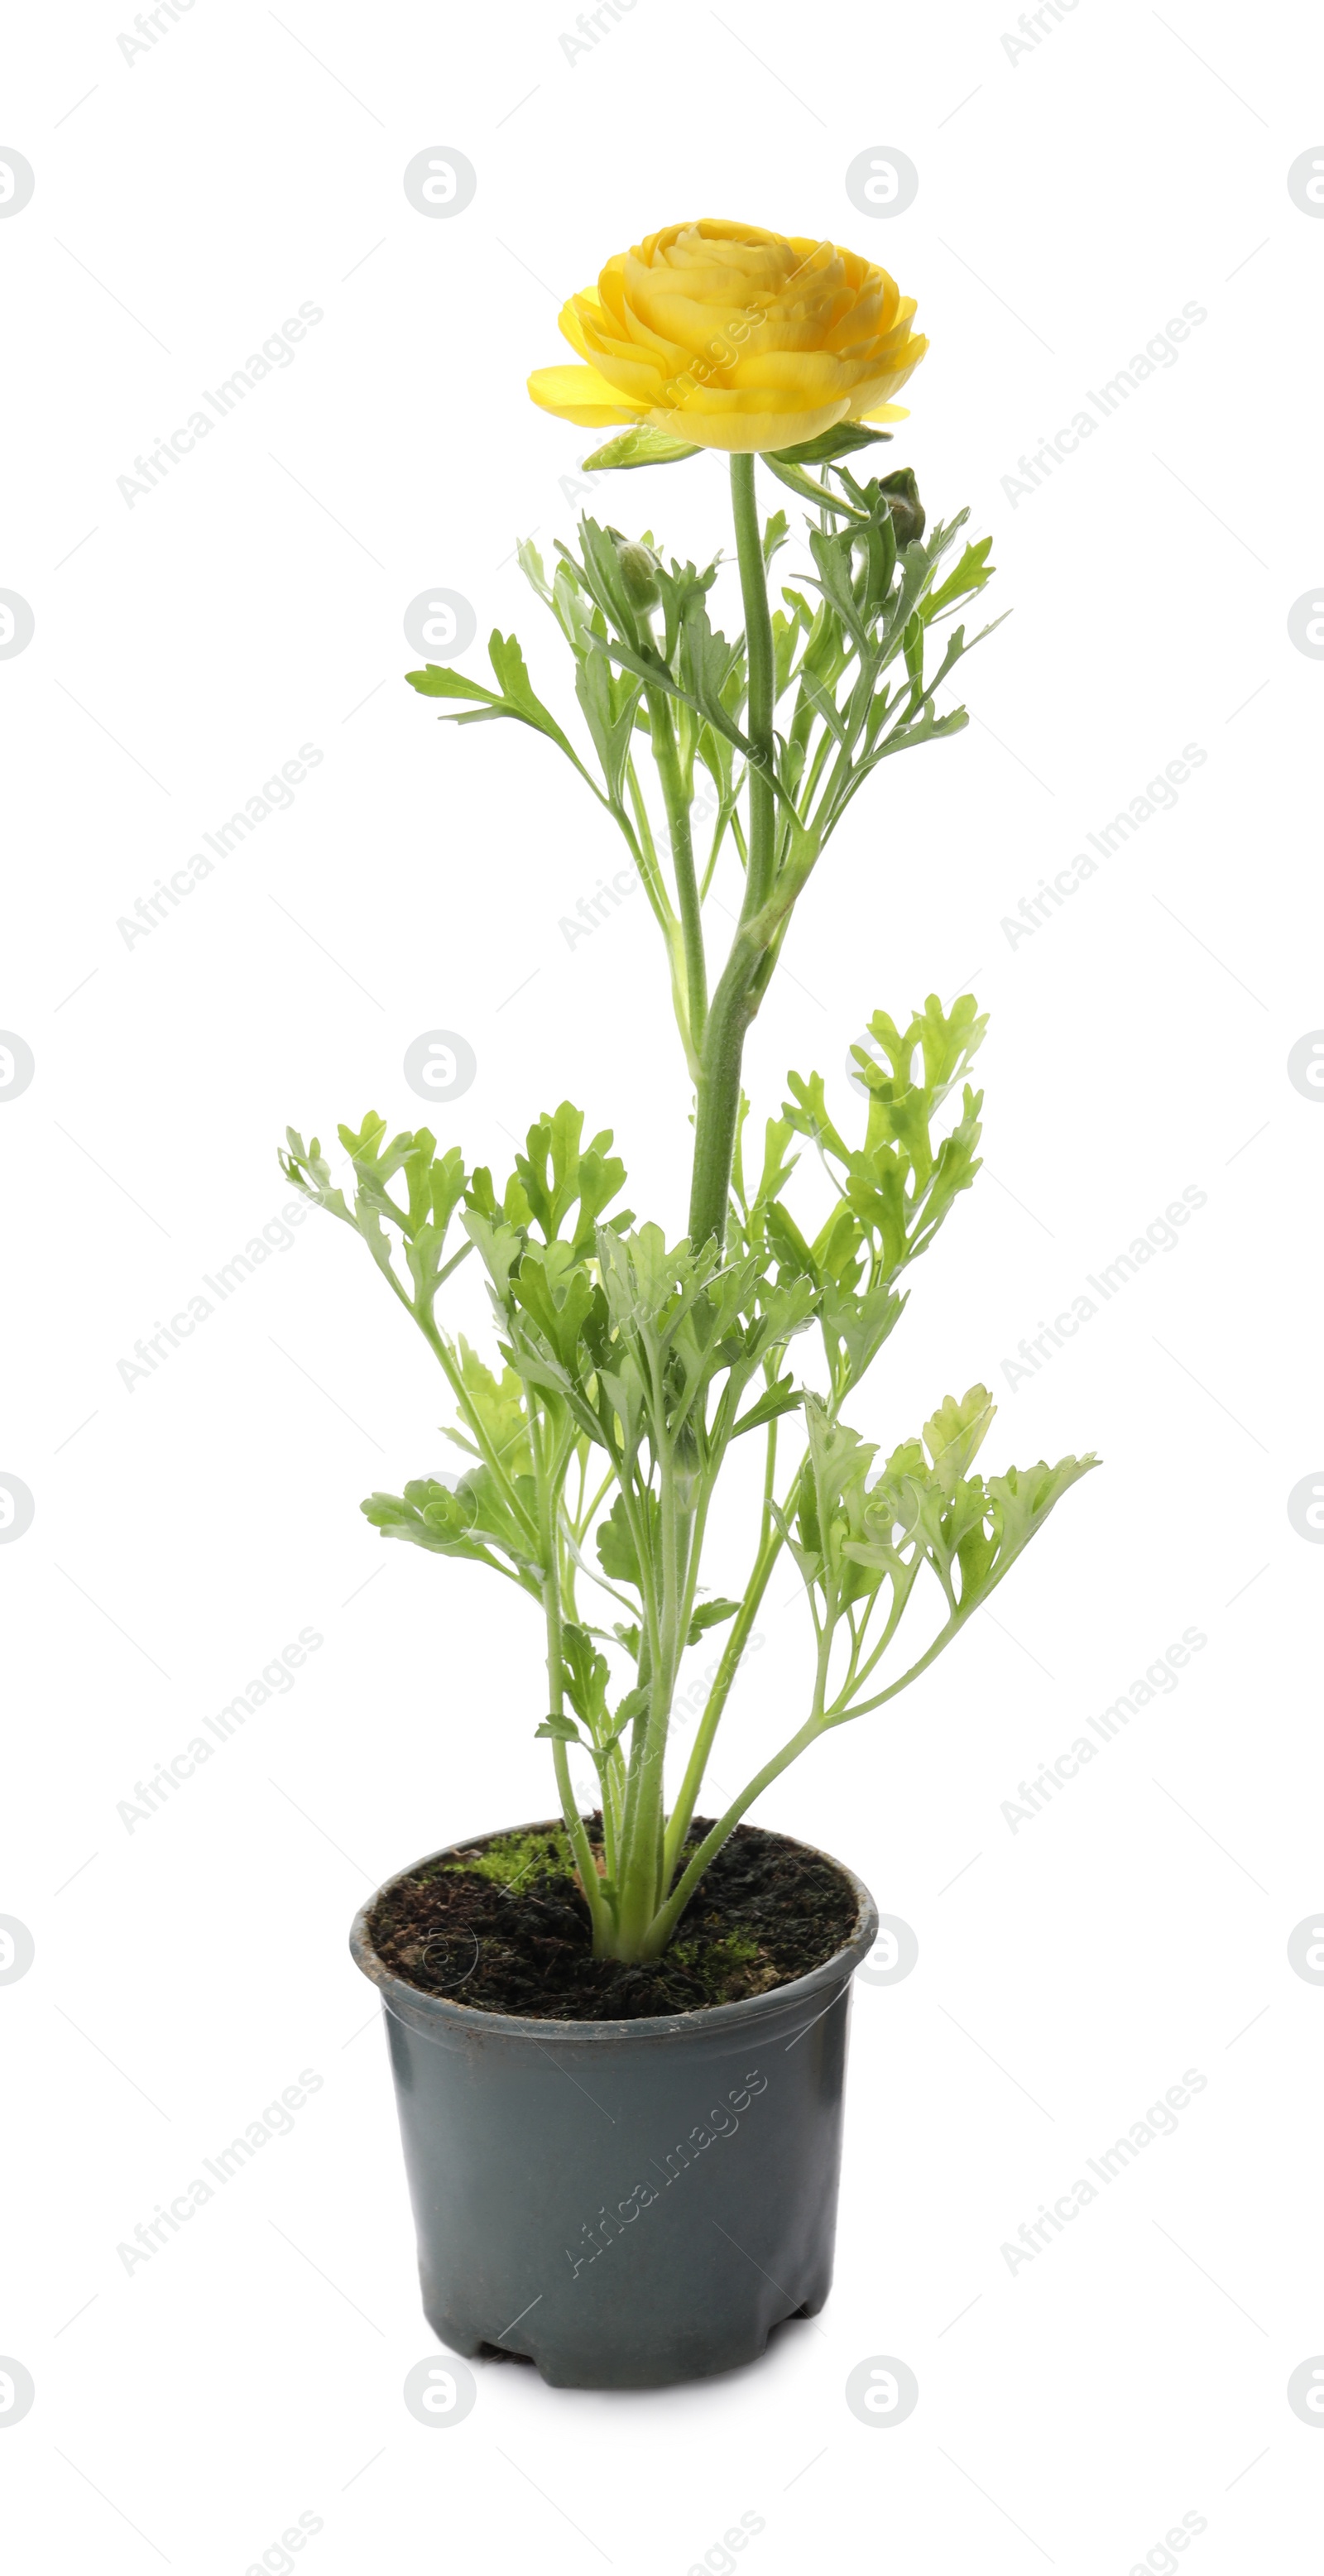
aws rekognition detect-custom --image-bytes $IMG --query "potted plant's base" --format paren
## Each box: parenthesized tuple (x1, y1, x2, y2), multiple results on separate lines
(350, 1820, 878, 2390)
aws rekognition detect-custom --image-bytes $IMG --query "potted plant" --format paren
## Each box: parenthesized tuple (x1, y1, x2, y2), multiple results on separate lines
(282, 218, 1096, 2389)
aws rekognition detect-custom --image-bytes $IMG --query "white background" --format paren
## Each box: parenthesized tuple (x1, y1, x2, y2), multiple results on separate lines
(3, 0, 1323, 2567)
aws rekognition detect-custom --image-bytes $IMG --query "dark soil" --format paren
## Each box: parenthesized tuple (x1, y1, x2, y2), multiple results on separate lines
(367, 1818, 861, 2022)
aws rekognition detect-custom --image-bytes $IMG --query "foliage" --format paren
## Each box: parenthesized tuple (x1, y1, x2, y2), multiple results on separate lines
(285, 444, 1094, 1964)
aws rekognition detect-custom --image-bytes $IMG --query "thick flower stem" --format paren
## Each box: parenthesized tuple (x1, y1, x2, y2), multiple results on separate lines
(687, 452, 778, 1250)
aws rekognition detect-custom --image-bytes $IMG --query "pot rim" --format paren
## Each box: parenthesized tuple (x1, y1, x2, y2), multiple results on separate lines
(349, 1816, 880, 2048)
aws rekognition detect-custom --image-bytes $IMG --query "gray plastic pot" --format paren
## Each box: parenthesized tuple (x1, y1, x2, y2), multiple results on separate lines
(350, 1820, 878, 2389)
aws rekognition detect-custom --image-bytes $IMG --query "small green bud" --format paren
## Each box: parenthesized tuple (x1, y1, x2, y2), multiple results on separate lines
(877, 468, 924, 543)
(612, 534, 662, 609)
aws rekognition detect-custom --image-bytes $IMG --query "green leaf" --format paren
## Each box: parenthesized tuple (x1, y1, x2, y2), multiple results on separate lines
(845, 1433, 1099, 1630)
(461, 1206, 525, 1306)
(976, 1454, 1098, 1585)
(597, 1489, 659, 1590)
(581, 423, 702, 471)
(513, 1102, 631, 1257)
(902, 610, 924, 696)
(819, 1277, 904, 1390)
(765, 1198, 818, 1281)
(583, 625, 785, 800)
(287, 1117, 475, 1326)
(766, 422, 894, 467)
(780, 1068, 847, 1163)
(923, 1384, 995, 1499)
(510, 1243, 597, 1378)
(535, 1712, 583, 1743)
(785, 993, 989, 1295)
(404, 664, 501, 704)
(760, 455, 872, 523)
(281, 1128, 351, 1226)
(445, 1338, 532, 1479)
(360, 1473, 543, 1592)
(485, 630, 583, 767)
(668, 576, 746, 748)
(762, 507, 789, 566)
(746, 1120, 800, 1232)
(559, 1621, 610, 1729)
(771, 591, 813, 700)
(922, 536, 995, 623)
(574, 636, 644, 803)
(784, 511, 992, 823)
(732, 1377, 803, 1438)
(408, 630, 606, 800)
(804, 1398, 877, 1523)
(516, 536, 552, 605)
(687, 1599, 742, 1641)
(806, 524, 871, 653)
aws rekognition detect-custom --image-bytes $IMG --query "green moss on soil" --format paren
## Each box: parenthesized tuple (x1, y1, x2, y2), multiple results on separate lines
(442, 1825, 572, 1892)
(664, 1926, 773, 2003)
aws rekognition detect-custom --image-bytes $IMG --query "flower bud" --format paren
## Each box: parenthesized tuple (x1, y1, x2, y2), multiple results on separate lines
(612, 535, 662, 610)
(877, 468, 924, 542)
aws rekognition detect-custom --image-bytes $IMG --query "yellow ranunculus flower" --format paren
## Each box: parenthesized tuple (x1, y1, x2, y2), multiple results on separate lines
(527, 217, 928, 455)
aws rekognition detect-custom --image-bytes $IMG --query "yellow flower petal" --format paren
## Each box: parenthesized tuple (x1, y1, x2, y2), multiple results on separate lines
(643, 397, 853, 456)
(555, 295, 599, 362)
(525, 364, 645, 429)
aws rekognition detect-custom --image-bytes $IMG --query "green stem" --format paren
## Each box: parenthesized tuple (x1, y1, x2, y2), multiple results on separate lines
(574, 1461, 616, 1543)
(645, 1609, 834, 1958)
(661, 1407, 837, 1882)
(642, 1709, 826, 1958)
(616, 1424, 687, 1953)
(624, 757, 696, 1079)
(622, 757, 676, 935)
(662, 1505, 783, 1879)
(606, 1461, 665, 1945)
(597, 1765, 619, 1883)
(827, 1602, 974, 1724)
(534, 1406, 607, 1946)
(645, 684, 707, 1053)
(687, 453, 778, 1251)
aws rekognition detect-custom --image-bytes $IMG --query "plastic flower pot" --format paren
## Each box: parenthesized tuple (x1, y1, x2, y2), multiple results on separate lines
(350, 1821, 878, 2390)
